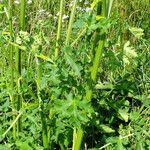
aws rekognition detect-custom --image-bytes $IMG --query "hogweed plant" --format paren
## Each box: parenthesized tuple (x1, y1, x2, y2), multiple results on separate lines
(0, 0, 150, 149)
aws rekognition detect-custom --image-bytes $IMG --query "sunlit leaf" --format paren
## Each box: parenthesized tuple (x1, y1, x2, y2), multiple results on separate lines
(118, 109, 128, 122)
(100, 124, 115, 133)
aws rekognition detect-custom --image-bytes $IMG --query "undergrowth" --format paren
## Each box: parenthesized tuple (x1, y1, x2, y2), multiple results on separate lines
(0, 0, 150, 149)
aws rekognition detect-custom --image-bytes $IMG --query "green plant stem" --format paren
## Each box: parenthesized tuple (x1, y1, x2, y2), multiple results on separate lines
(16, 0, 26, 133)
(55, 0, 64, 59)
(86, 0, 106, 102)
(36, 55, 49, 149)
(65, 0, 78, 46)
(73, 1, 108, 150)
(20, 0, 26, 30)
(1, 111, 22, 141)
(107, 0, 114, 18)
(72, 128, 83, 150)
(8, 0, 16, 139)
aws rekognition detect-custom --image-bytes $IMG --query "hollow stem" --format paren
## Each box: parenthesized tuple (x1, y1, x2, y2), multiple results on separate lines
(16, 0, 26, 133)
(8, 0, 16, 139)
(73, 1, 108, 150)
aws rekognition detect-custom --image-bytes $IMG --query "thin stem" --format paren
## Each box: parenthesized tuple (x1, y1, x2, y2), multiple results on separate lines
(36, 54, 49, 149)
(55, 0, 64, 59)
(20, 0, 26, 30)
(65, 0, 78, 46)
(2, 112, 22, 140)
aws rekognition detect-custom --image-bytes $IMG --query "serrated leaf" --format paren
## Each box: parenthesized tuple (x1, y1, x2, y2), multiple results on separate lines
(15, 141, 32, 150)
(65, 54, 81, 76)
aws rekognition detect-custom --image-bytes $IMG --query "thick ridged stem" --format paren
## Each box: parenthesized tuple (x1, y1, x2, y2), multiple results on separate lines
(16, 0, 26, 133)
(86, 0, 106, 103)
(72, 128, 83, 150)
(73, 1, 108, 150)
(8, 0, 16, 139)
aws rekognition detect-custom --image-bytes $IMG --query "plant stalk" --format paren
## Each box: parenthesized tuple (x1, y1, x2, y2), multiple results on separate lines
(73, 1, 108, 149)
(8, 0, 16, 139)
(16, 0, 26, 133)
(55, 0, 64, 59)
(36, 53, 49, 149)
(65, 0, 78, 46)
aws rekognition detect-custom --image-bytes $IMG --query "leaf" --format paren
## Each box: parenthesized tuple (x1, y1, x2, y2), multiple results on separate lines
(136, 142, 144, 150)
(116, 138, 125, 150)
(73, 19, 86, 29)
(65, 54, 81, 76)
(100, 124, 115, 133)
(37, 53, 53, 63)
(96, 15, 105, 21)
(0, 145, 10, 150)
(118, 109, 128, 122)
(15, 141, 32, 150)
(95, 82, 113, 90)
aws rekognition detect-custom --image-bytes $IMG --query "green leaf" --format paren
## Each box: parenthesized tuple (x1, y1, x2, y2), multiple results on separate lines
(136, 142, 144, 150)
(0, 145, 10, 150)
(95, 82, 113, 90)
(100, 124, 115, 133)
(118, 109, 128, 122)
(116, 138, 125, 150)
(37, 54, 53, 63)
(65, 54, 81, 76)
(15, 141, 32, 150)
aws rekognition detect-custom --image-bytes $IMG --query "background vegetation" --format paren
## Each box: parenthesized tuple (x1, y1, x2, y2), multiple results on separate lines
(0, 0, 150, 149)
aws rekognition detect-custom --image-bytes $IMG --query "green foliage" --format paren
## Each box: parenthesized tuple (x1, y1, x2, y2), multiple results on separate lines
(0, 0, 149, 149)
